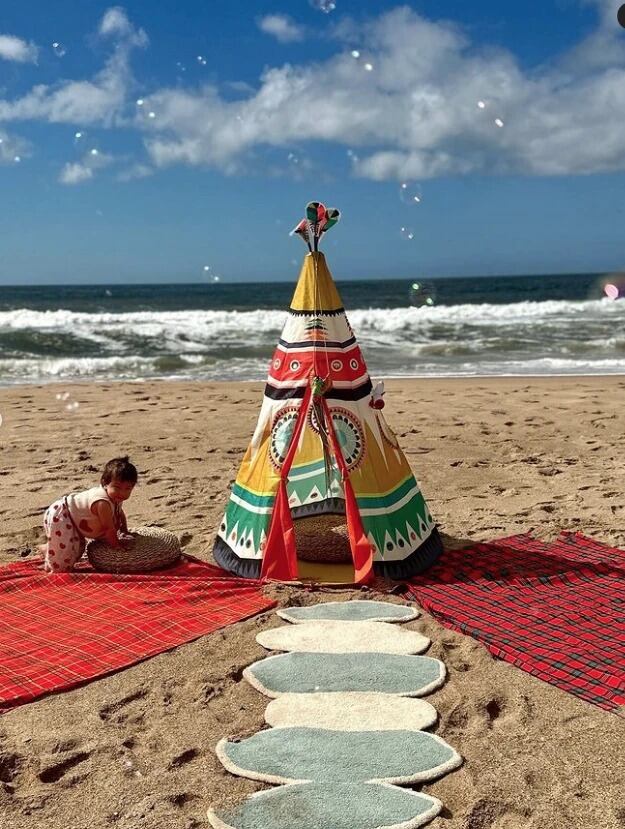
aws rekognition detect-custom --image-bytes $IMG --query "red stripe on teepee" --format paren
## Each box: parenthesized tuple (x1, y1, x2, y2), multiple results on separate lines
(261, 386, 313, 581)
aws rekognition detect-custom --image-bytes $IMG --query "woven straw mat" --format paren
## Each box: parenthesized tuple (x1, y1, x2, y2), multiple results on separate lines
(294, 514, 352, 563)
(87, 526, 182, 573)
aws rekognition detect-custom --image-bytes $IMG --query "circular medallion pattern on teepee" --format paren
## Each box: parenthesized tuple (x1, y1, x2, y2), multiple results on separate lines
(330, 407, 365, 471)
(270, 406, 300, 470)
(376, 412, 400, 450)
(307, 404, 321, 434)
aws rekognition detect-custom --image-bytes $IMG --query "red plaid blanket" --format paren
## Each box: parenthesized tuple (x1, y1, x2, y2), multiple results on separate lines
(0, 556, 276, 713)
(407, 532, 625, 716)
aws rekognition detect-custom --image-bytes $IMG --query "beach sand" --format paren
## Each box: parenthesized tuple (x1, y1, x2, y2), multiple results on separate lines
(0, 377, 624, 829)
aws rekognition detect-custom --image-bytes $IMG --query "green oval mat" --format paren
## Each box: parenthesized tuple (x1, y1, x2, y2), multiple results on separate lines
(278, 600, 419, 624)
(208, 782, 442, 829)
(216, 727, 462, 784)
(243, 652, 446, 698)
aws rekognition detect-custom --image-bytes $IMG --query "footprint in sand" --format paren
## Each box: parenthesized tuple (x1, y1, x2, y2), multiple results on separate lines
(168, 747, 200, 769)
(98, 687, 148, 722)
(38, 749, 91, 784)
(0, 748, 23, 784)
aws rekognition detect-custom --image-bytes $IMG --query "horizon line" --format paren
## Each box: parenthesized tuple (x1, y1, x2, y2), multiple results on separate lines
(0, 269, 612, 289)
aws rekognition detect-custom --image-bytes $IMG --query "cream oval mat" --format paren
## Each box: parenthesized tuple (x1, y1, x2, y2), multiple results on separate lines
(278, 600, 419, 624)
(265, 692, 438, 731)
(256, 621, 430, 654)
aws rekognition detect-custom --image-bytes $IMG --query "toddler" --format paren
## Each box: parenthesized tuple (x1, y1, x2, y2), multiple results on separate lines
(42, 456, 137, 572)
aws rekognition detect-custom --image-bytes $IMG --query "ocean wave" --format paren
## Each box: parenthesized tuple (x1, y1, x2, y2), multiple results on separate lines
(0, 298, 623, 349)
(1, 297, 624, 384)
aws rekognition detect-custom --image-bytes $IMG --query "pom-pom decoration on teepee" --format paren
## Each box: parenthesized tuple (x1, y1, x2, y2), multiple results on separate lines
(289, 218, 312, 252)
(290, 202, 341, 252)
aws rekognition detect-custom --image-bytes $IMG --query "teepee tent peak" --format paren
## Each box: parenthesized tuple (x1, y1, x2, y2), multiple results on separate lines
(290, 202, 341, 252)
(213, 208, 443, 584)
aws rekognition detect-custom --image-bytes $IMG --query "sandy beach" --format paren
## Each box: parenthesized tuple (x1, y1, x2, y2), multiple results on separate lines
(1, 376, 624, 829)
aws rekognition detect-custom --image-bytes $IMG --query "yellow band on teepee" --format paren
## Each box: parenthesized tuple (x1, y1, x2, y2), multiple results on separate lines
(290, 252, 343, 314)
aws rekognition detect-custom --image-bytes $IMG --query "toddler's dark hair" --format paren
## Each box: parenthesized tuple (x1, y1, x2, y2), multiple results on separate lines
(101, 456, 138, 486)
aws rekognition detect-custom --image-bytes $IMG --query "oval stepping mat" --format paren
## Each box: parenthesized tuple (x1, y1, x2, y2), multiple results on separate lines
(265, 692, 438, 731)
(256, 620, 430, 655)
(216, 727, 462, 785)
(244, 652, 446, 698)
(208, 781, 442, 829)
(278, 600, 419, 624)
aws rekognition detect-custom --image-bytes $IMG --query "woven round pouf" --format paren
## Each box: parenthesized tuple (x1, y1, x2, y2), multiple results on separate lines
(87, 526, 182, 574)
(294, 514, 352, 563)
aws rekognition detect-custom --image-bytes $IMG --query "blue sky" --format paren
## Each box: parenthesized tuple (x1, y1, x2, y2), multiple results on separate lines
(0, 0, 624, 284)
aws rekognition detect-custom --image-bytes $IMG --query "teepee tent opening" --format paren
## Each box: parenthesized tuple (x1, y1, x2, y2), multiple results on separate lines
(213, 203, 443, 584)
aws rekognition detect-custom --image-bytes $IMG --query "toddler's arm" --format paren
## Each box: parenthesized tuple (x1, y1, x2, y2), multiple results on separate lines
(93, 501, 121, 547)
(118, 507, 129, 534)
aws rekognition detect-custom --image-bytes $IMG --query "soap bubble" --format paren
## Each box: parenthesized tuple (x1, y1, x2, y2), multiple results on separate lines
(13, 155, 21, 163)
(351, 50, 360, 59)
(287, 151, 299, 166)
(494, 118, 505, 128)
(477, 100, 486, 109)
(410, 281, 436, 307)
(136, 98, 144, 106)
(90, 148, 99, 156)
(310, 0, 336, 12)
(66, 401, 80, 412)
(56, 392, 70, 401)
(363, 62, 374, 72)
(74, 131, 83, 140)
(604, 280, 624, 300)
(148, 111, 156, 119)
(400, 226, 415, 241)
(52, 41, 66, 58)
(176, 61, 187, 73)
(202, 264, 211, 274)
(197, 55, 207, 66)
(212, 275, 221, 283)
(399, 181, 422, 205)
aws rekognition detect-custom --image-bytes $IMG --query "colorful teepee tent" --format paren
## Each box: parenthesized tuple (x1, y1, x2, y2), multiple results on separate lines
(213, 203, 443, 584)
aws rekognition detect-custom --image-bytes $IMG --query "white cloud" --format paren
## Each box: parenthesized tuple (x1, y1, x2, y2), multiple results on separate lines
(0, 34, 38, 63)
(116, 162, 153, 181)
(257, 14, 305, 43)
(58, 150, 114, 184)
(0, 7, 146, 126)
(0, 129, 31, 164)
(2, 4, 625, 183)
(99, 6, 148, 47)
(140, 5, 625, 179)
(59, 162, 94, 184)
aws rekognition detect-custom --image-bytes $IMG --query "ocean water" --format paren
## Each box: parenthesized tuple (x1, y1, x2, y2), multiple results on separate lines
(0, 271, 624, 385)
